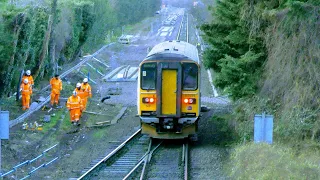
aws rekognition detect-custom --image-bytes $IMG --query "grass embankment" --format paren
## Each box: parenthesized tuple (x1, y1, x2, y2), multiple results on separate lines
(211, 113, 320, 179)
(229, 143, 320, 179)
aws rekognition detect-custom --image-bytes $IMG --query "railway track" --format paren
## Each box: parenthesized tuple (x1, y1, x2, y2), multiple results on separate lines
(79, 11, 194, 180)
(177, 13, 189, 43)
(141, 140, 189, 180)
(78, 131, 190, 180)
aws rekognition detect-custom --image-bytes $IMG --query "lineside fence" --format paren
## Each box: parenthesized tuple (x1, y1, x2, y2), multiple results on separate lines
(0, 144, 58, 179)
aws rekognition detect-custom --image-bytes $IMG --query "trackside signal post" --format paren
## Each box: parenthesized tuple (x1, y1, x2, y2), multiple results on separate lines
(0, 111, 9, 175)
(254, 113, 273, 144)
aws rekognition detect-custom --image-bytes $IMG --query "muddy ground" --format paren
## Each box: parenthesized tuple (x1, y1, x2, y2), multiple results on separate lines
(1, 9, 232, 180)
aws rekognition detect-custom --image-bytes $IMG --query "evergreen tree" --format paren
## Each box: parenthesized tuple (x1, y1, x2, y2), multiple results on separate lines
(201, 0, 266, 99)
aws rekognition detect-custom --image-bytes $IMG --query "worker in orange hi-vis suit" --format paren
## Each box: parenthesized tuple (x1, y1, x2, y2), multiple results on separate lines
(74, 82, 86, 116)
(81, 78, 92, 110)
(50, 74, 62, 107)
(22, 70, 34, 88)
(20, 79, 32, 110)
(67, 91, 83, 125)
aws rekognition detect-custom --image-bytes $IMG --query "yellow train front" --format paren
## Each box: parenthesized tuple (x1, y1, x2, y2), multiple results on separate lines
(137, 40, 200, 139)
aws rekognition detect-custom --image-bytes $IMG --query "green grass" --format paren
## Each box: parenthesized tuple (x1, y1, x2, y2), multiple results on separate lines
(41, 109, 65, 132)
(228, 143, 320, 179)
(92, 129, 107, 139)
(61, 111, 72, 131)
(209, 114, 239, 145)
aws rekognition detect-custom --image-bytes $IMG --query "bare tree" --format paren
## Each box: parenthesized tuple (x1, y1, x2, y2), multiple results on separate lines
(49, 0, 58, 76)
(33, 15, 53, 80)
(3, 13, 27, 96)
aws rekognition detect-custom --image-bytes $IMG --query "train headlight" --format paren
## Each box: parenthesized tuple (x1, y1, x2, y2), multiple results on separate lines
(183, 98, 196, 104)
(142, 97, 155, 103)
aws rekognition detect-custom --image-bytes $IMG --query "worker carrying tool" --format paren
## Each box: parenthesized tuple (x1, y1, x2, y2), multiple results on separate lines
(75, 82, 86, 116)
(50, 74, 62, 107)
(20, 79, 32, 110)
(22, 70, 34, 88)
(81, 78, 92, 110)
(67, 91, 83, 125)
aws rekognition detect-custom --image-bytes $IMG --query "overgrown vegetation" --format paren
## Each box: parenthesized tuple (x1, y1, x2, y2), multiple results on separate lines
(202, 0, 320, 142)
(0, 0, 161, 97)
(201, 0, 320, 177)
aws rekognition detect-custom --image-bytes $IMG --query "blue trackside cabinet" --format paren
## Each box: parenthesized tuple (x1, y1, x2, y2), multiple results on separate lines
(254, 113, 273, 144)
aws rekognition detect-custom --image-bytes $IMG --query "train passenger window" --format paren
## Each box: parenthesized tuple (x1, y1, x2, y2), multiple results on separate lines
(141, 63, 157, 90)
(182, 63, 198, 90)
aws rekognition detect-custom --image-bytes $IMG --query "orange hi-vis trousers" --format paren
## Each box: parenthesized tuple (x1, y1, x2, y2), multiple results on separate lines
(22, 95, 31, 110)
(51, 92, 60, 105)
(21, 83, 32, 110)
(67, 96, 83, 122)
(69, 108, 81, 122)
(82, 97, 88, 110)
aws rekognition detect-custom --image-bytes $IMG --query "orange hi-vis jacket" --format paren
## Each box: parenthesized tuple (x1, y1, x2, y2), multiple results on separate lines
(74, 88, 86, 100)
(20, 83, 32, 96)
(22, 75, 34, 86)
(81, 83, 92, 98)
(67, 95, 83, 110)
(50, 78, 62, 94)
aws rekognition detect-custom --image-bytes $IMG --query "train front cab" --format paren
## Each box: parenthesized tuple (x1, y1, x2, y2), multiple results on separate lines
(138, 60, 200, 139)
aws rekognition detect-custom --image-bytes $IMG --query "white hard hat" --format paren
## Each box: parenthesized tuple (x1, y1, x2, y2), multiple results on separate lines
(83, 78, 88, 83)
(76, 83, 81, 88)
(23, 78, 28, 84)
(73, 91, 77, 96)
(26, 70, 31, 75)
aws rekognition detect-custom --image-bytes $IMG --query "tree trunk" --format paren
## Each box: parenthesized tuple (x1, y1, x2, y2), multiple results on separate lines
(33, 15, 53, 80)
(49, 0, 58, 77)
(21, 10, 37, 69)
(3, 13, 27, 96)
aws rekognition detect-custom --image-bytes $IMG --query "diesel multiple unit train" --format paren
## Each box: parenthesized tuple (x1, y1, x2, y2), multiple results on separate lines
(137, 40, 200, 139)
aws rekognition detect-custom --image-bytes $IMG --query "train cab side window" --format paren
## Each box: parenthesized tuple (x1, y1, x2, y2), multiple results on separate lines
(141, 63, 157, 90)
(182, 63, 198, 90)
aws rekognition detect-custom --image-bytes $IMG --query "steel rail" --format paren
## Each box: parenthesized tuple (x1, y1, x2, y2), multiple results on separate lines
(184, 142, 189, 180)
(139, 139, 152, 180)
(186, 13, 189, 43)
(176, 13, 185, 41)
(78, 128, 141, 179)
(177, 13, 188, 43)
(123, 140, 162, 180)
(9, 43, 114, 128)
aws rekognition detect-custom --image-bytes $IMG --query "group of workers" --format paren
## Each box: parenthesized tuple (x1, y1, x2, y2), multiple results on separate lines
(67, 78, 92, 125)
(20, 70, 92, 125)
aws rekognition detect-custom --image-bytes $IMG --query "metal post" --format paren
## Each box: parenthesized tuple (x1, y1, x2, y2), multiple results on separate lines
(0, 139, 2, 176)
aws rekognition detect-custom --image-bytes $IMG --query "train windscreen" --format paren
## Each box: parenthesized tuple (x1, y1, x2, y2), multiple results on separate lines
(182, 63, 198, 90)
(141, 63, 157, 90)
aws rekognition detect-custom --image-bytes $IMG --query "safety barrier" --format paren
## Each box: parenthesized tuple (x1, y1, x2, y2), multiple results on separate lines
(0, 144, 58, 179)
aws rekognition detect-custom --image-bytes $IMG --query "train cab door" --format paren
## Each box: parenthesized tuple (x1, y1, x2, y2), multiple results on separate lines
(157, 62, 182, 117)
(161, 69, 177, 115)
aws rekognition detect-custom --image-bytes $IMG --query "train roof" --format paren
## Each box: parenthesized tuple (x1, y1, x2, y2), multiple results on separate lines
(144, 41, 199, 63)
